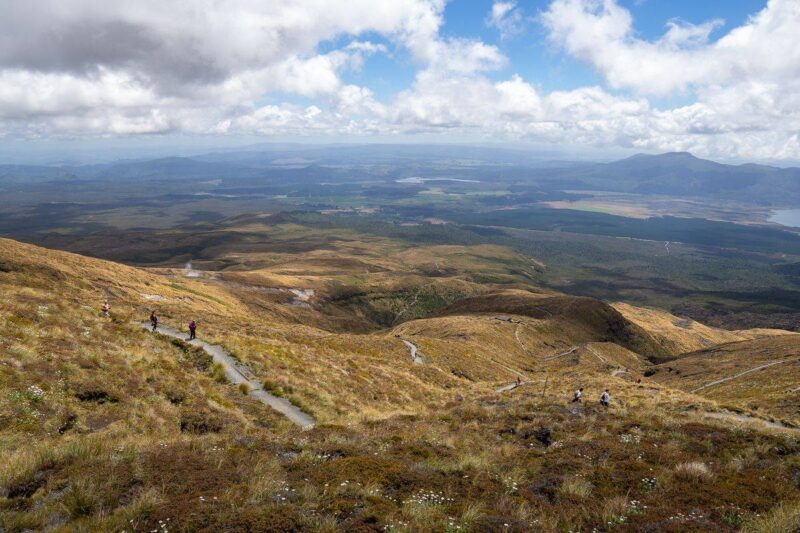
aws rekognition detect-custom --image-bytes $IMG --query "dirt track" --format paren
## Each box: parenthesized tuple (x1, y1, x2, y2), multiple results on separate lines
(143, 323, 315, 429)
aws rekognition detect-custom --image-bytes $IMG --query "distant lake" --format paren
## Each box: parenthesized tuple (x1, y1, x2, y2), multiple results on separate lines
(769, 209, 800, 228)
(395, 177, 480, 184)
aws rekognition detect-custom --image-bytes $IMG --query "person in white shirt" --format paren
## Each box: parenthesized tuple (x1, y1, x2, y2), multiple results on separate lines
(600, 389, 610, 407)
(572, 388, 583, 403)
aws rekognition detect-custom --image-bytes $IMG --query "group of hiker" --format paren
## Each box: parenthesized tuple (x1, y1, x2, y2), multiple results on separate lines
(149, 311, 197, 340)
(572, 387, 611, 407)
(102, 298, 200, 339)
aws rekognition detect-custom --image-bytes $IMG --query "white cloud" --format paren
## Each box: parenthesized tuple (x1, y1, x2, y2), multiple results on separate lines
(0, 0, 447, 134)
(535, 0, 800, 159)
(427, 39, 508, 74)
(487, 1, 527, 39)
(540, 0, 800, 96)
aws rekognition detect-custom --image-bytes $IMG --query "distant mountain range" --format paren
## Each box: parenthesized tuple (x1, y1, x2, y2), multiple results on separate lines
(536, 152, 800, 203)
(2, 148, 800, 204)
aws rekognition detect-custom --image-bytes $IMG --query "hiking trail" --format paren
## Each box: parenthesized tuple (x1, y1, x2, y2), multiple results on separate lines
(401, 338, 425, 364)
(691, 359, 793, 393)
(142, 323, 315, 429)
(585, 345, 608, 365)
(496, 381, 528, 393)
(514, 323, 527, 353)
(492, 357, 536, 393)
(702, 410, 798, 433)
(543, 346, 578, 361)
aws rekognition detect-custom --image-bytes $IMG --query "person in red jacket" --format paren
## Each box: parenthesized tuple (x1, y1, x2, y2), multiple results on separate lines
(188, 320, 197, 340)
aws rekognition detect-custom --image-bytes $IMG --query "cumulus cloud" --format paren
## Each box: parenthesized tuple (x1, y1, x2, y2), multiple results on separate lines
(391, 72, 651, 148)
(534, 0, 800, 159)
(0, 0, 448, 133)
(0, 0, 442, 89)
(0, 0, 512, 139)
(540, 0, 800, 96)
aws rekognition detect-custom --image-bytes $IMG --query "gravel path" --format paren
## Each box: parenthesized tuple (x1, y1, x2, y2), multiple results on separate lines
(691, 359, 792, 393)
(542, 346, 578, 361)
(496, 381, 526, 393)
(703, 410, 797, 433)
(514, 324, 527, 353)
(401, 338, 425, 364)
(142, 323, 315, 429)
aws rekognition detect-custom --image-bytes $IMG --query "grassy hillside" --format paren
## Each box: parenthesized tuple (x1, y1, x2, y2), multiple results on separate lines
(436, 291, 672, 363)
(3, 237, 800, 532)
(651, 335, 800, 425)
(612, 302, 792, 355)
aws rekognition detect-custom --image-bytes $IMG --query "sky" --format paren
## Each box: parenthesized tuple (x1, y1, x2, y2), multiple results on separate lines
(1, 0, 799, 163)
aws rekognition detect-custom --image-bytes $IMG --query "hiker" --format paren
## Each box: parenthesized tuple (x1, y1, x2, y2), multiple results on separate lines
(101, 300, 111, 317)
(150, 311, 158, 332)
(600, 389, 610, 407)
(188, 320, 196, 340)
(516, 376, 522, 386)
(572, 387, 583, 403)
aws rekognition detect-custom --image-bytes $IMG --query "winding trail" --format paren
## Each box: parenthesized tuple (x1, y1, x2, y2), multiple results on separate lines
(703, 410, 798, 433)
(401, 339, 425, 365)
(492, 357, 541, 393)
(142, 324, 315, 429)
(496, 381, 527, 393)
(514, 324, 527, 354)
(585, 345, 608, 365)
(691, 359, 792, 393)
(491, 359, 529, 381)
(496, 377, 545, 393)
(542, 346, 578, 361)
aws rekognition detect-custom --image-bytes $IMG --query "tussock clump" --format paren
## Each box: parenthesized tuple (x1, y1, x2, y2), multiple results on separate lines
(171, 338, 212, 371)
(74, 388, 118, 404)
(559, 477, 593, 500)
(262, 379, 285, 397)
(179, 408, 224, 434)
(209, 363, 227, 383)
(743, 500, 800, 533)
(601, 495, 631, 528)
(165, 389, 185, 405)
(673, 461, 713, 480)
(62, 479, 99, 518)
